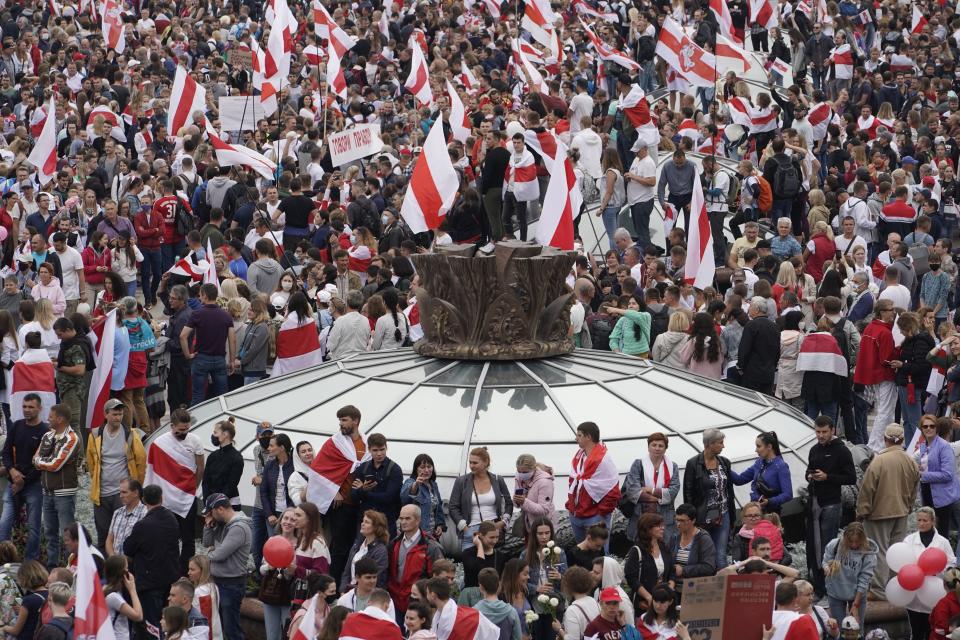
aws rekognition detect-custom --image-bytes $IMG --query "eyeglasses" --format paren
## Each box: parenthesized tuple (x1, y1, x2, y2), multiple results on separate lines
(744, 513, 761, 519)
(923, 423, 938, 430)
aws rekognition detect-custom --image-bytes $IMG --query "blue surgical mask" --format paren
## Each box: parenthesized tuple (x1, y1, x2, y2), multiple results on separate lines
(515, 471, 534, 482)
(382, 214, 390, 226)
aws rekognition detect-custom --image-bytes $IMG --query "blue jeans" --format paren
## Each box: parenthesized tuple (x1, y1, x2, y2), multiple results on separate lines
(898, 385, 923, 448)
(828, 596, 865, 636)
(809, 501, 842, 597)
(216, 577, 246, 640)
(42, 493, 76, 569)
(191, 354, 228, 406)
(243, 373, 267, 386)
(601, 205, 619, 251)
(161, 240, 186, 273)
(0, 481, 42, 560)
(705, 515, 731, 570)
(771, 199, 792, 221)
(250, 506, 269, 575)
(569, 513, 613, 552)
(124, 280, 137, 297)
(459, 523, 481, 552)
(262, 602, 290, 640)
(852, 390, 871, 446)
(630, 200, 654, 251)
(805, 399, 838, 425)
(140, 248, 162, 304)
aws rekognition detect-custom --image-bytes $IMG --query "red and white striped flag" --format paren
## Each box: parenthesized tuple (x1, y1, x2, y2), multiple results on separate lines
(249, 40, 279, 116)
(535, 151, 575, 250)
(716, 34, 751, 74)
(144, 431, 199, 518)
(580, 20, 640, 72)
(514, 43, 549, 94)
(404, 297, 422, 342)
(168, 66, 207, 135)
(445, 80, 471, 144)
(504, 147, 539, 202)
(27, 95, 57, 187)
(85, 311, 115, 434)
(796, 331, 848, 377)
(512, 38, 545, 66)
(663, 202, 676, 236)
(303, 44, 325, 66)
(830, 44, 853, 80)
(619, 85, 659, 148)
(572, 0, 617, 21)
(808, 102, 833, 141)
(10, 348, 56, 422)
(770, 57, 793, 86)
(461, 61, 479, 93)
(434, 601, 500, 640)
(656, 18, 716, 87)
(339, 606, 404, 640)
(912, 5, 928, 33)
(307, 431, 371, 513)
(678, 118, 699, 140)
(399, 117, 460, 233)
(273, 311, 323, 376)
(291, 595, 321, 640)
(480, 0, 501, 18)
(75, 528, 113, 640)
(101, 0, 125, 54)
(710, 0, 738, 42)
(326, 37, 348, 102)
(521, 0, 557, 48)
(167, 254, 207, 282)
(749, 0, 777, 29)
(566, 442, 620, 512)
(683, 173, 715, 290)
(313, 0, 335, 40)
(203, 238, 221, 293)
(29, 103, 47, 138)
(404, 41, 433, 107)
(86, 105, 127, 143)
(205, 124, 277, 181)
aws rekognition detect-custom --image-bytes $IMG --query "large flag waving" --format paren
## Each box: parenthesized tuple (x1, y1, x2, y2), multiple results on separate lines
(168, 66, 207, 135)
(75, 528, 112, 639)
(101, 0, 125, 53)
(683, 173, 716, 290)
(399, 117, 460, 233)
(404, 40, 433, 107)
(521, 0, 557, 48)
(307, 431, 371, 513)
(445, 80, 471, 144)
(27, 94, 57, 187)
(716, 34, 752, 74)
(535, 152, 575, 250)
(144, 431, 199, 518)
(656, 17, 717, 87)
(272, 311, 323, 376)
(85, 310, 116, 434)
(619, 85, 660, 147)
(710, 0, 738, 42)
(581, 20, 641, 72)
(749, 0, 777, 29)
(205, 124, 278, 180)
(912, 5, 928, 33)
(10, 348, 56, 422)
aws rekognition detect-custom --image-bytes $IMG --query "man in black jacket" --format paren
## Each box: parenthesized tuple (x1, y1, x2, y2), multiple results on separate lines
(804, 23, 834, 93)
(480, 130, 510, 242)
(805, 415, 857, 599)
(124, 484, 181, 635)
(738, 298, 781, 395)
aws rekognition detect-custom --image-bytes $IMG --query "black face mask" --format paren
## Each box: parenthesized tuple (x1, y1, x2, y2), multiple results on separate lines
(931, 264, 942, 271)
(211, 435, 221, 447)
(325, 594, 338, 605)
(259, 436, 272, 449)
(174, 431, 187, 441)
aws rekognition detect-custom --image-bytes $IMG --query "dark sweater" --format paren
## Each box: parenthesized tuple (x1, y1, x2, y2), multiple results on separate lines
(202, 444, 244, 502)
(565, 544, 605, 571)
(124, 505, 181, 591)
(461, 546, 501, 588)
(806, 437, 856, 506)
(1, 419, 49, 485)
(350, 457, 404, 537)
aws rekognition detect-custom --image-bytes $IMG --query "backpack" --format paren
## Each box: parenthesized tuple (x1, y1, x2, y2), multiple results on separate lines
(756, 176, 774, 213)
(648, 305, 670, 349)
(174, 198, 195, 237)
(773, 156, 802, 199)
(580, 170, 600, 205)
(37, 618, 72, 640)
(726, 173, 741, 211)
(636, 35, 656, 63)
(575, 302, 593, 349)
(586, 312, 614, 351)
(178, 174, 200, 201)
(830, 317, 852, 367)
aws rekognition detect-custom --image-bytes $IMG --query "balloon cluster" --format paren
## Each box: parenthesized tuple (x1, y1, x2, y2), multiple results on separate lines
(885, 543, 950, 609)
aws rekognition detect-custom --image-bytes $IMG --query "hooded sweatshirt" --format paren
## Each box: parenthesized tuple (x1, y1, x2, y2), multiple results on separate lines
(652, 331, 689, 368)
(518, 465, 557, 529)
(201, 512, 252, 579)
(822, 535, 879, 602)
(205, 175, 236, 211)
(475, 599, 522, 640)
(593, 557, 635, 623)
(247, 257, 283, 295)
(571, 127, 603, 179)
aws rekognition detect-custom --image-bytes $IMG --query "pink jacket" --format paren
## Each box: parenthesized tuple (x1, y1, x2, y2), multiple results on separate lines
(31, 280, 66, 316)
(519, 465, 558, 529)
(745, 519, 785, 561)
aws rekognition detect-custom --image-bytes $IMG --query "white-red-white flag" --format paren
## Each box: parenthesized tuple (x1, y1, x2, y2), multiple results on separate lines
(912, 5, 929, 33)
(339, 607, 404, 640)
(85, 311, 116, 434)
(101, 0, 125, 53)
(535, 151, 575, 250)
(770, 57, 793, 86)
(808, 102, 833, 141)
(710, 0, 738, 42)
(404, 41, 433, 107)
(716, 34, 752, 74)
(86, 105, 127, 143)
(581, 20, 640, 72)
(326, 37, 348, 102)
(619, 85, 659, 148)
(683, 173, 715, 290)
(27, 94, 57, 187)
(203, 238, 220, 292)
(273, 311, 323, 376)
(75, 528, 113, 640)
(313, 0, 335, 40)
(656, 18, 717, 87)
(205, 124, 278, 181)
(521, 0, 557, 48)
(796, 332, 848, 377)
(830, 44, 853, 80)
(307, 432, 371, 513)
(461, 61, 479, 93)
(144, 431, 199, 518)
(514, 42, 549, 94)
(481, 0, 501, 19)
(250, 40, 280, 116)
(663, 202, 676, 236)
(445, 80, 471, 143)
(168, 66, 207, 135)
(10, 348, 56, 422)
(399, 117, 460, 233)
(291, 595, 321, 640)
(167, 254, 207, 282)
(749, 0, 777, 29)
(572, 0, 618, 21)
(434, 601, 500, 640)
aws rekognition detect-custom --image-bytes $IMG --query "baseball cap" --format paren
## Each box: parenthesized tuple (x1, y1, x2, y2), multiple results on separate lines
(841, 616, 860, 631)
(201, 493, 231, 515)
(920, 188, 933, 200)
(884, 423, 905, 443)
(923, 175, 937, 187)
(599, 587, 622, 603)
(104, 398, 125, 411)
(318, 290, 332, 304)
(256, 423, 274, 436)
(901, 156, 917, 165)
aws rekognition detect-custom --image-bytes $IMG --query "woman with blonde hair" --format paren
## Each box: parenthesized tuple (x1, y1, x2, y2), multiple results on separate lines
(771, 261, 800, 311)
(822, 522, 877, 631)
(651, 311, 691, 368)
(806, 190, 831, 230)
(237, 298, 272, 385)
(596, 148, 626, 251)
(19, 298, 60, 358)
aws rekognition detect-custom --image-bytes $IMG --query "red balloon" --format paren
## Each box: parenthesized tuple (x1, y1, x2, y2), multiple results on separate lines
(263, 535, 294, 569)
(898, 564, 925, 591)
(919, 547, 950, 576)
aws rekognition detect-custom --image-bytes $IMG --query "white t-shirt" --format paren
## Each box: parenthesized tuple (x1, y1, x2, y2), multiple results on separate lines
(106, 591, 131, 640)
(569, 93, 594, 133)
(879, 283, 912, 310)
(158, 432, 205, 471)
(627, 155, 656, 204)
(469, 488, 497, 525)
(55, 246, 84, 300)
(834, 234, 867, 257)
(275, 469, 287, 511)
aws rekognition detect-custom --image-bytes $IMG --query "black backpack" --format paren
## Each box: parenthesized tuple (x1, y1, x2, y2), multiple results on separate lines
(586, 312, 614, 351)
(636, 36, 656, 63)
(648, 306, 670, 349)
(773, 156, 802, 199)
(174, 198, 195, 237)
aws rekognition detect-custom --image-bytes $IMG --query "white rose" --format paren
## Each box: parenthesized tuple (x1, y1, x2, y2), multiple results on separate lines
(542, 548, 551, 557)
(547, 540, 556, 548)
(538, 594, 549, 604)
(553, 547, 562, 557)
(550, 597, 560, 608)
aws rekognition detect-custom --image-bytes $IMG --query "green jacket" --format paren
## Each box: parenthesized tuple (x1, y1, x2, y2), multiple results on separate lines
(609, 310, 651, 355)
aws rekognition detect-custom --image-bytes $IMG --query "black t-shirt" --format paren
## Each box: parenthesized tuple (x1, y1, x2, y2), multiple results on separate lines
(278, 194, 315, 230)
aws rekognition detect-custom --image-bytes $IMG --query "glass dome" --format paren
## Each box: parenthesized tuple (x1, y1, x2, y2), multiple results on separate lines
(147, 348, 817, 510)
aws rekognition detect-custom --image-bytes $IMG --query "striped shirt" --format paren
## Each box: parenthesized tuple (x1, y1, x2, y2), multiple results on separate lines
(108, 502, 147, 554)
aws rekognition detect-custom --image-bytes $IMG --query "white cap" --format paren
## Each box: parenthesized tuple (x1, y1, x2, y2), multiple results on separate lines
(841, 616, 860, 631)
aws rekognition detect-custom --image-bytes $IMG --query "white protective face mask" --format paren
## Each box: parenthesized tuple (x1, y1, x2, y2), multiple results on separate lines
(281, 281, 293, 291)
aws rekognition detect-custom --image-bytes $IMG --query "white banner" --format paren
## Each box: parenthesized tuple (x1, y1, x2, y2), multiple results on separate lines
(328, 124, 384, 167)
(218, 96, 274, 131)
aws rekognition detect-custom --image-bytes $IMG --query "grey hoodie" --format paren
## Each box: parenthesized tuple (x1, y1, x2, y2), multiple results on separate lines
(205, 175, 236, 210)
(822, 535, 879, 601)
(475, 599, 522, 640)
(247, 258, 283, 295)
(201, 512, 252, 579)
(652, 331, 688, 368)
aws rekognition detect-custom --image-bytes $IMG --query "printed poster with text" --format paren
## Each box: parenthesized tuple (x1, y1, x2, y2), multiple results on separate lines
(680, 574, 775, 640)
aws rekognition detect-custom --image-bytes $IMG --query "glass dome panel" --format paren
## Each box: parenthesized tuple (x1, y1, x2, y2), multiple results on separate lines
(427, 362, 486, 386)
(380, 358, 456, 383)
(605, 379, 736, 431)
(522, 360, 590, 385)
(638, 369, 766, 418)
(752, 409, 818, 450)
(283, 380, 410, 431)
(471, 388, 573, 443)
(557, 385, 663, 439)
(369, 386, 473, 443)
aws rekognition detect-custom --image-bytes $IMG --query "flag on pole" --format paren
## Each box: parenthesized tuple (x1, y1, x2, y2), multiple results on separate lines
(710, 0, 738, 42)
(85, 310, 116, 434)
(520, 0, 557, 48)
(203, 238, 220, 292)
(749, 0, 777, 29)
(307, 432, 371, 513)
(571, 0, 618, 21)
(656, 18, 717, 87)
(101, 0, 125, 53)
(912, 5, 928, 33)
(205, 124, 278, 181)
(445, 80, 471, 143)
(580, 20, 641, 72)
(683, 174, 716, 290)
(26, 94, 57, 187)
(535, 152, 575, 250)
(74, 528, 112, 639)
(716, 34, 752, 74)
(399, 118, 460, 233)
(167, 66, 206, 135)
(404, 41, 433, 107)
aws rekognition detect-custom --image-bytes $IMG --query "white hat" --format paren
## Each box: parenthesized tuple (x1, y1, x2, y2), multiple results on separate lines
(841, 616, 860, 631)
(317, 290, 332, 304)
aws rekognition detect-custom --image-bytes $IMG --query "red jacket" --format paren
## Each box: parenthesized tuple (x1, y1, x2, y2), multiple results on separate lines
(930, 591, 960, 639)
(134, 209, 164, 250)
(806, 233, 834, 283)
(387, 532, 438, 613)
(853, 319, 897, 385)
(81, 246, 112, 286)
(153, 195, 191, 244)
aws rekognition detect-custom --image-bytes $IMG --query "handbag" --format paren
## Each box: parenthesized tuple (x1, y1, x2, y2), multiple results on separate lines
(617, 477, 638, 519)
(257, 568, 291, 606)
(755, 462, 778, 498)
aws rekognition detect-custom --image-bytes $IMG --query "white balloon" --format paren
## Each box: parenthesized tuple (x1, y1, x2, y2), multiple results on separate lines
(917, 576, 947, 610)
(885, 577, 916, 608)
(887, 542, 919, 573)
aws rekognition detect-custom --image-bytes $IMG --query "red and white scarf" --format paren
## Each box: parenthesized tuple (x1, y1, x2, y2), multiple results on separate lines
(569, 443, 619, 504)
(641, 455, 672, 491)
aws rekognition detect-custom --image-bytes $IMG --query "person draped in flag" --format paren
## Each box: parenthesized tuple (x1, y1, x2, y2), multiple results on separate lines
(339, 588, 404, 640)
(566, 421, 620, 548)
(426, 576, 500, 640)
(272, 291, 323, 376)
(502, 132, 539, 241)
(144, 406, 205, 575)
